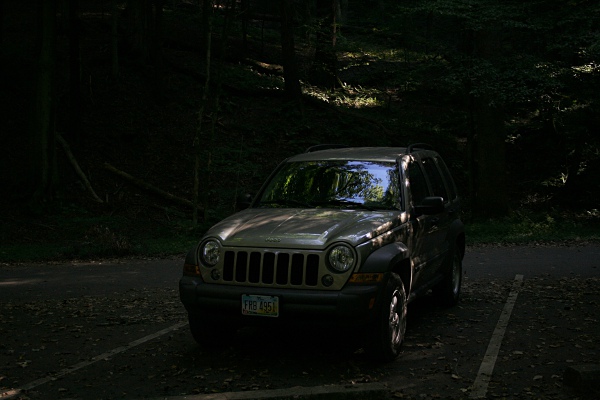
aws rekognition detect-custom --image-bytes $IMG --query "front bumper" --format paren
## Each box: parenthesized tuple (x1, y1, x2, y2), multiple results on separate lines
(179, 276, 384, 326)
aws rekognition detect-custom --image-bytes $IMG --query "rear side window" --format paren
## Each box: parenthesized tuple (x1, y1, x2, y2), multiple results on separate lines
(435, 156, 457, 201)
(407, 161, 428, 206)
(422, 157, 448, 203)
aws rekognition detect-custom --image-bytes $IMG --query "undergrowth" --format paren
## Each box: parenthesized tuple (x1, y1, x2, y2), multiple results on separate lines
(2, 209, 598, 263)
(465, 210, 600, 246)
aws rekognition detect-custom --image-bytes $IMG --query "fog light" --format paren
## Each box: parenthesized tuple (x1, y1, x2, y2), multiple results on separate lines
(322, 274, 334, 287)
(211, 269, 221, 281)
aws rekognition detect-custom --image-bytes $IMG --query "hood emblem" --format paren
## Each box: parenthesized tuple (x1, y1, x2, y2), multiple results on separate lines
(265, 237, 281, 243)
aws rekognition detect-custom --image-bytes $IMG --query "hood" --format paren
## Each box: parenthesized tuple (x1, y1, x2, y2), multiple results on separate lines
(205, 208, 403, 248)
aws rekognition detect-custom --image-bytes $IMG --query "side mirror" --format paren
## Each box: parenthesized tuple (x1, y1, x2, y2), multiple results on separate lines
(236, 193, 254, 210)
(414, 196, 444, 216)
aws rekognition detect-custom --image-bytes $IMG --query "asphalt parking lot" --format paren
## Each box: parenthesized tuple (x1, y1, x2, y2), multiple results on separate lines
(1, 245, 599, 400)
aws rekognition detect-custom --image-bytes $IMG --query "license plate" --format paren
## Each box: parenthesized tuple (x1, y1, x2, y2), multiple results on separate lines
(241, 295, 279, 317)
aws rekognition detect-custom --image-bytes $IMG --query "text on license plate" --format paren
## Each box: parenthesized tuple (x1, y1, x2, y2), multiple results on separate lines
(241, 295, 279, 317)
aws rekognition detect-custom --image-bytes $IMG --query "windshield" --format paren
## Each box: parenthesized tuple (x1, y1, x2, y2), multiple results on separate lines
(257, 160, 401, 210)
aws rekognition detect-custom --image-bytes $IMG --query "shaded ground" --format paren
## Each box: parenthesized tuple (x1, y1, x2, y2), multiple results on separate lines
(1, 247, 599, 399)
(1, 278, 598, 399)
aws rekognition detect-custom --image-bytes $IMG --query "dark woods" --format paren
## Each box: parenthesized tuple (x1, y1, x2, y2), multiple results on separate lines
(1, 0, 599, 224)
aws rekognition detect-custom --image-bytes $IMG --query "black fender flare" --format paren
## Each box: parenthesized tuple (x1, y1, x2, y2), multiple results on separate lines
(359, 242, 412, 310)
(184, 244, 200, 266)
(360, 242, 410, 274)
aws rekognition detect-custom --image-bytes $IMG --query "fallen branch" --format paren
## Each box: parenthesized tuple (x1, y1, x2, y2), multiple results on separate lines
(57, 134, 104, 203)
(103, 163, 202, 212)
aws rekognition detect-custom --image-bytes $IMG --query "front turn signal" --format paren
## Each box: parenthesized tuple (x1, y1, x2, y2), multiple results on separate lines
(183, 263, 201, 277)
(348, 273, 383, 284)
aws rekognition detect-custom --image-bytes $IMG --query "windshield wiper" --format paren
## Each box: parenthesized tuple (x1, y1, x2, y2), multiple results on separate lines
(259, 199, 313, 208)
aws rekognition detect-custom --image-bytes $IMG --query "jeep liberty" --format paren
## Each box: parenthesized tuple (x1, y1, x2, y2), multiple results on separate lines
(179, 145, 465, 361)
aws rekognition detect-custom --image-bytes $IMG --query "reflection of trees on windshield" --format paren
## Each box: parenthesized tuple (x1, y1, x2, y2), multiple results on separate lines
(260, 161, 400, 209)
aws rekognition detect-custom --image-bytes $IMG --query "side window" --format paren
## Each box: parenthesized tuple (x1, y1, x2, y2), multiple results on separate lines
(422, 157, 448, 203)
(435, 156, 457, 201)
(408, 160, 428, 206)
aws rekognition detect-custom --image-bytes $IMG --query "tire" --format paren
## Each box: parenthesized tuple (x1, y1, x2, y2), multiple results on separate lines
(433, 247, 462, 306)
(188, 314, 237, 349)
(365, 272, 407, 362)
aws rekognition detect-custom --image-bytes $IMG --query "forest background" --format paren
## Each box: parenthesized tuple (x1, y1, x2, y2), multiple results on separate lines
(1, 0, 599, 263)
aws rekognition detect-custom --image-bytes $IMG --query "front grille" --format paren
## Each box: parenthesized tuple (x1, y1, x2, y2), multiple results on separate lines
(222, 250, 320, 287)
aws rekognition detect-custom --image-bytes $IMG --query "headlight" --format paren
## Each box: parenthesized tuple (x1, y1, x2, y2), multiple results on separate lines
(328, 244, 356, 272)
(200, 240, 221, 266)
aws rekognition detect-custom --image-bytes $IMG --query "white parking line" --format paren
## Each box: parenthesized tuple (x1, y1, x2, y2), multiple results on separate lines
(470, 274, 524, 399)
(1, 321, 188, 399)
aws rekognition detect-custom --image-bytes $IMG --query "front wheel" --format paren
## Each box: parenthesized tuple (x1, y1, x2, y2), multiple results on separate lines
(188, 314, 237, 350)
(365, 272, 407, 362)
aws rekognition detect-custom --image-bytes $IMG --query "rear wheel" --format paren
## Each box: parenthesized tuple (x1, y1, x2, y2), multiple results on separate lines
(366, 272, 407, 362)
(433, 247, 462, 306)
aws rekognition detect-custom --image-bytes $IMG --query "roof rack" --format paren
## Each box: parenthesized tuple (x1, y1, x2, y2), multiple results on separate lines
(406, 143, 433, 154)
(305, 144, 349, 153)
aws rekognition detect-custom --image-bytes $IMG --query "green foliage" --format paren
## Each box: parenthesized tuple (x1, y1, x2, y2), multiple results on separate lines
(0, 205, 200, 263)
(220, 64, 285, 91)
(0, 235, 198, 263)
(4, 0, 600, 262)
(466, 210, 600, 245)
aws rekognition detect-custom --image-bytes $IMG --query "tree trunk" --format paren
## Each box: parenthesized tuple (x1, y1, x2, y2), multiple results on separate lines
(310, 0, 338, 89)
(58, 135, 103, 203)
(68, 0, 82, 143)
(0, 0, 4, 43)
(193, 0, 213, 224)
(150, 0, 164, 68)
(280, 0, 302, 100)
(337, 0, 347, 24)
(28, 0, 58, 208)
(111, 0, 119, 78)
(471, 29, 508, 218)
(200, 0, 212, 54)
(473, 97, 508, 217)
(124, 0, 151, 61)
(240, 0, 249, 54)
(104, 163, 202, 211)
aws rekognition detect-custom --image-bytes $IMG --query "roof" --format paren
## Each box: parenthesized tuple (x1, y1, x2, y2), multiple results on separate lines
(287, 146, 436, 163)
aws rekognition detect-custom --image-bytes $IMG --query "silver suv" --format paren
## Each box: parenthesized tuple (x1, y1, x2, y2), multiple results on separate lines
(179, 145, 465, 361)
